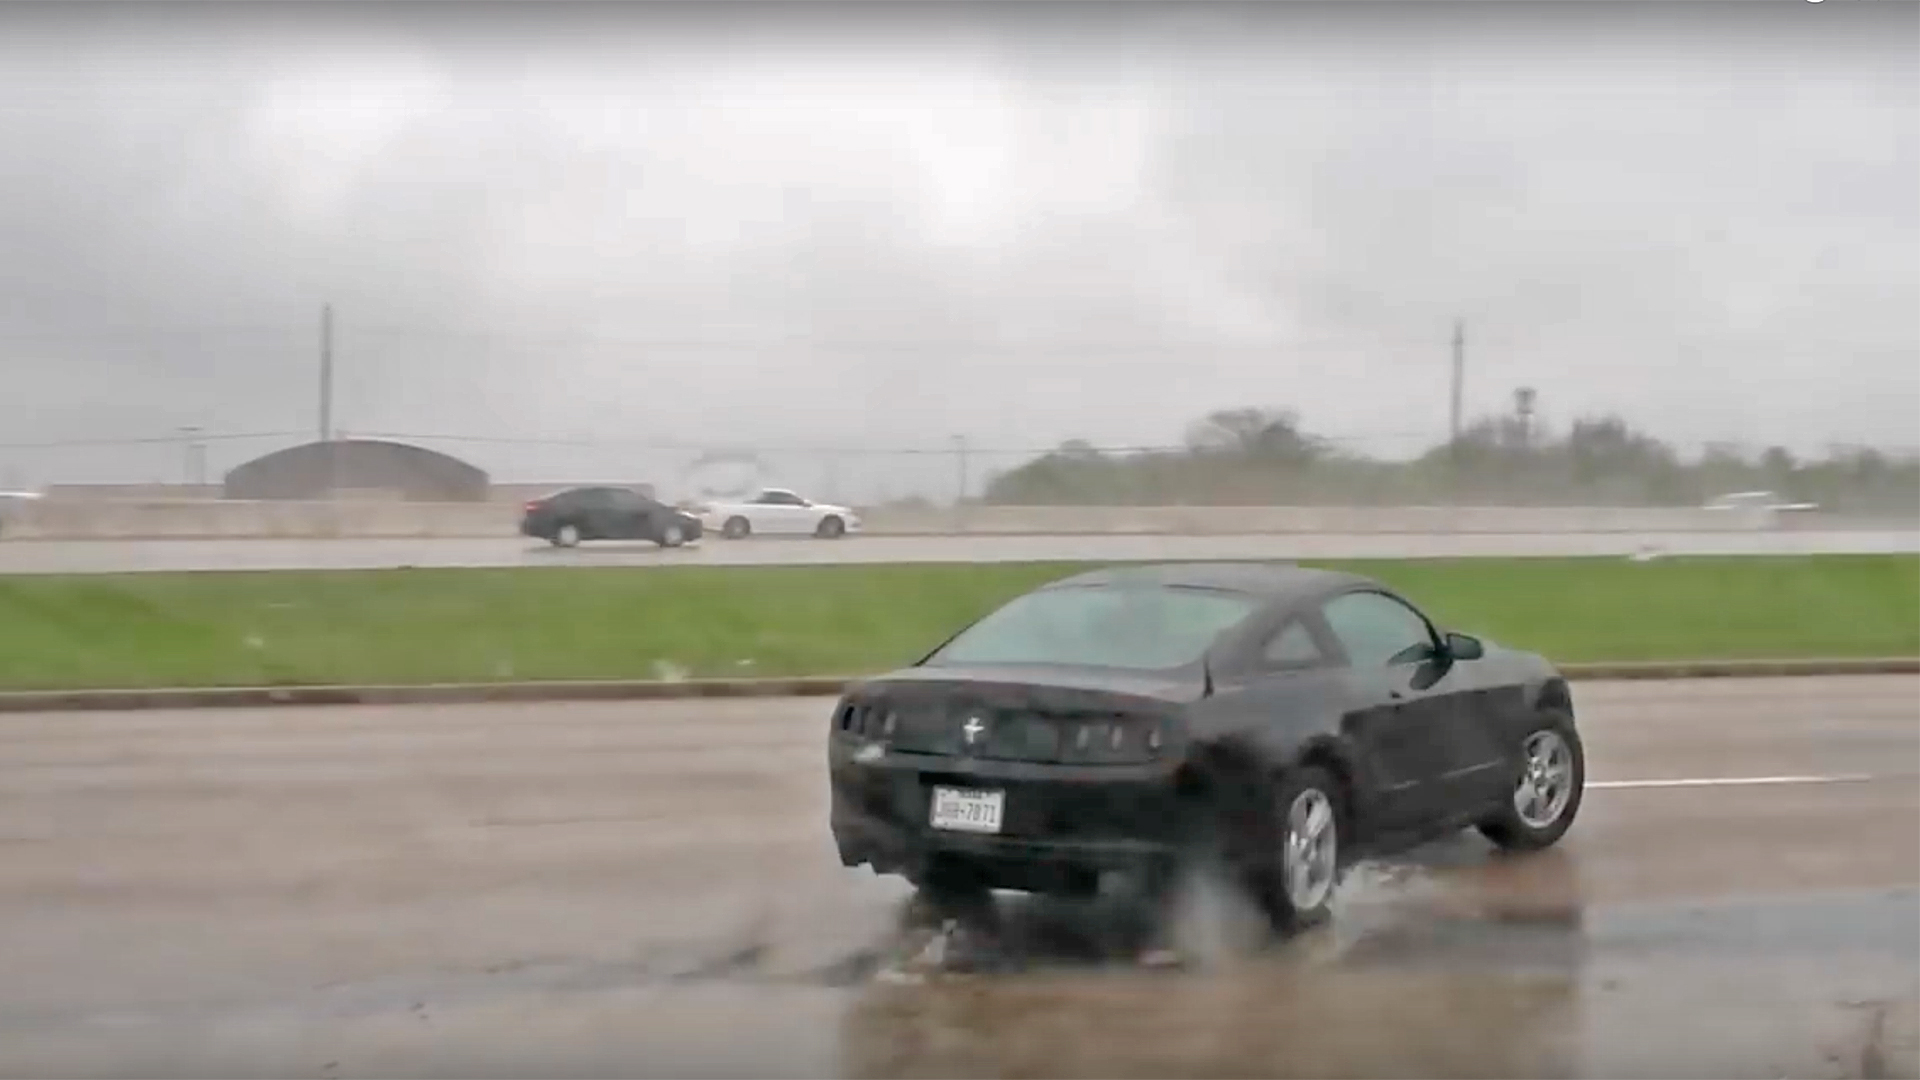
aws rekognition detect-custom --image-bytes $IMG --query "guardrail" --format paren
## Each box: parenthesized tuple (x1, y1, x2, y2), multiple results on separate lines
(2, 498, 1908, 540)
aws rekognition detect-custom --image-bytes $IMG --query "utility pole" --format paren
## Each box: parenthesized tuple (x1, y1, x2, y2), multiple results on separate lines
(319, 303, 340, 501)
(319, 303, 335, 444)
(821, 450, 841, 505)
(952, 434, 969, 512)
(1449, 318, 1465, 455)
(178, 426, 204, 487)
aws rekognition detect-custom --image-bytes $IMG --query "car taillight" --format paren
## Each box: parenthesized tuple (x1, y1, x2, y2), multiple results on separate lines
(523, 501, 541, 514)
(838, 701, 884, 736)
(1065, 716, 1166, 763)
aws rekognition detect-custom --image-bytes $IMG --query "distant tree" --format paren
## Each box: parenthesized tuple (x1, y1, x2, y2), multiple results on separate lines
(1056, 439, 1104, 463)
(976, 402, 1916, 512)
(1183, 407, 1326, 466)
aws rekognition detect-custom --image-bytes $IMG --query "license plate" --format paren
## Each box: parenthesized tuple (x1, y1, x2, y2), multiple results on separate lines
(929, 786, 1005, 834)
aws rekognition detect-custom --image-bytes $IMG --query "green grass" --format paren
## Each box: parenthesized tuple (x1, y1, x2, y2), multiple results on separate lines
(0, 556, 1913, 691)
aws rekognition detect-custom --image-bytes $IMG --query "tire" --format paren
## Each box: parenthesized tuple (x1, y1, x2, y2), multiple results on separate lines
(902, 860, 998, 930)
(1217, 765, 1345, 936)
(552, 523, 582, 548)
(1478, 711, 1585, 851)
(814, 515, 846, 539)
(722, 516, 751, 540)
(658, 523, 686, 548)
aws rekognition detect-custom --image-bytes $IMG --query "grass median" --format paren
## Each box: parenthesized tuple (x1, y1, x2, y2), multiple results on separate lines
(0, 555, 1914, 691)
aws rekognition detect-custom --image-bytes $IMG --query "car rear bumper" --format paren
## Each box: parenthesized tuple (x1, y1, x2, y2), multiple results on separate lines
(828, 744, 1186, 890)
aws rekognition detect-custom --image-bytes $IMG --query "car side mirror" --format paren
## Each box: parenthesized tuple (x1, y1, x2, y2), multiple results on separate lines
(1444, 632, 1484, 661)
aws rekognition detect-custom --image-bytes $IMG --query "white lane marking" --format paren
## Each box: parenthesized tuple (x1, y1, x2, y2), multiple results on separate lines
(1589, 774, 1877, 789)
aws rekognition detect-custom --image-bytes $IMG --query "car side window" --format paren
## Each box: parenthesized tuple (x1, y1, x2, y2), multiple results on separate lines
(1260, 619, 1325, 667)
(606, 489, 646, 510)
(1321, 591, 1435, 668)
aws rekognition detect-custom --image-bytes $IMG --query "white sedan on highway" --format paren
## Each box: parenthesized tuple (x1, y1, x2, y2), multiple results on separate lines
(696, 488, 861, 539)
(1703, 490, 1819, 529)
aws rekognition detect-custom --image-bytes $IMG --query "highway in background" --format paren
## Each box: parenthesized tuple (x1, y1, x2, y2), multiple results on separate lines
(0, 676, 1913, 1077)
(0, 527, 1916, 574)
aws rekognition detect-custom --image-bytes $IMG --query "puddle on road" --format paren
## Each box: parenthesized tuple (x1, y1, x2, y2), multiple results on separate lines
(814, 849, 1918, 1080)
(7, 848, 1913, 1079)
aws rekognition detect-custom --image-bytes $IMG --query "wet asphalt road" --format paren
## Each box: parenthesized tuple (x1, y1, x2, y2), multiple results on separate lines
(0, 528, 1915, 574)
(0, 675, 1915, 1078)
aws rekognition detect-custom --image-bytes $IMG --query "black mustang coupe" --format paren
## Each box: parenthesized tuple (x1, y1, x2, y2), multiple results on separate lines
(827, 562, 1585, 933)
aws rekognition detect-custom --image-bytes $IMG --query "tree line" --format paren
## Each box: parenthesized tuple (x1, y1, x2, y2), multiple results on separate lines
(982, 406, 1920, 511)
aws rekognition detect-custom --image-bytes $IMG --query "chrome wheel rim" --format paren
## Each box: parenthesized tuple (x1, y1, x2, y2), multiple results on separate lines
(558, 525, 579, 546)
(1514, 729, 1575, 829)
(663, 525, 683, 546)
(1281, 787, 1338, 912)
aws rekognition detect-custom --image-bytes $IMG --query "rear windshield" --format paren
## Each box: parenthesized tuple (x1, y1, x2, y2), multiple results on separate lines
(923, 584, 1258, 671)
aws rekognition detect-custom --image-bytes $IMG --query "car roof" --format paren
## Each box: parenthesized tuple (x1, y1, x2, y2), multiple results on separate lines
(1041, 561, 1374, 600)
(552, 485, 650, 498)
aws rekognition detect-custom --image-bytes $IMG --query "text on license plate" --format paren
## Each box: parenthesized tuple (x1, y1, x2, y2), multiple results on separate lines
(929, 786, 1005, 834)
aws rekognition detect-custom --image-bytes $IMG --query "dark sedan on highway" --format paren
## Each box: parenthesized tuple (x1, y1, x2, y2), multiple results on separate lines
(521, 486, 703, 548)
(827, 562, 1584, 934)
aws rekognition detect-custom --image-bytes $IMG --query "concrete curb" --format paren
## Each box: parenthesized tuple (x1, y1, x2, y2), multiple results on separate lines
(0, 658, 1912, 714)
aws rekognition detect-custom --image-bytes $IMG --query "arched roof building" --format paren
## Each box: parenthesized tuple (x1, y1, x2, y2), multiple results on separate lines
(224, 439, 490, 502)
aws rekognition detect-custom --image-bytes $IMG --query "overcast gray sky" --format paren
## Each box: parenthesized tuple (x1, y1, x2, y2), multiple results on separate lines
(0, 1, 1914, 494)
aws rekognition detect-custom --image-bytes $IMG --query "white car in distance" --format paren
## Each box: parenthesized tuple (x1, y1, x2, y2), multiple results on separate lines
(1702, 490, 1819, 530)
(697, 488, 861, 540)
(0, 490, 42, 539)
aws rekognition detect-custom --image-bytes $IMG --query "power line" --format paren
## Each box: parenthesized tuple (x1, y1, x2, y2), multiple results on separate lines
(5, 427, 1914, 461)
(0, 322, 1508, 354)
(0, 431, 300, 450)
(350, 429, 1446, 457)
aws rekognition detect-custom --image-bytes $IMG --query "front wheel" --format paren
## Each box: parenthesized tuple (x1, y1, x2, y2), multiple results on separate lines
(1479, 713, 1585, 851)
(814, 515, 846, 539)
(658, 523, 686, 548)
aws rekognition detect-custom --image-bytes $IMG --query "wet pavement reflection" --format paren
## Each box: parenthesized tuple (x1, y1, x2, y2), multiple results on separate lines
(3, 843, 1914, 1079)
(826, 844, 1916, 1080)
(2, 686, 1914, 1079)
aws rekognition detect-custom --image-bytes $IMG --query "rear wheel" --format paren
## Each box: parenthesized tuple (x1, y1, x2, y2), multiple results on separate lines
(722, 516, 751, 540)
(815, 515, 846, 539)
(552, 523, 581, 548)
(1479, 713, 1585, 851)
(902, 859, 998, 930)
(1219, 765, 1344, 935)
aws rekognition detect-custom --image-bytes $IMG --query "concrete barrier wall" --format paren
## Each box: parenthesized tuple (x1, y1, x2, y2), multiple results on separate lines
(8, 499, 515, 540)
(5, 498, 1884, 540)
(863, 504, 1777, 535)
